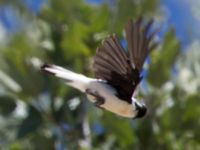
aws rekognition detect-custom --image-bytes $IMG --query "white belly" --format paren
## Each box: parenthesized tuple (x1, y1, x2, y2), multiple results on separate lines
(87, 81, 137, 118)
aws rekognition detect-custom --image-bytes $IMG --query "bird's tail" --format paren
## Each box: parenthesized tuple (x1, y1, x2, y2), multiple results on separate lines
(41, 64, 93, 92)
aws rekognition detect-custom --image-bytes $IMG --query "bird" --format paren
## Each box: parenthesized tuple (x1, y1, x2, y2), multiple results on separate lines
(41, 17, 158, 119)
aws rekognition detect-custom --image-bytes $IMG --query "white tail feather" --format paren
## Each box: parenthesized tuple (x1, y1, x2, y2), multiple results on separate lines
(41, 64, 93, 92)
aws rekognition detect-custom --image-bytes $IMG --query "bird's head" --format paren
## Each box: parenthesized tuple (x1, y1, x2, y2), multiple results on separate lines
(132, 99, 147, 119)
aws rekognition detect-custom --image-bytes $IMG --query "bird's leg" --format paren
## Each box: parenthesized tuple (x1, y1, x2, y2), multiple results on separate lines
(85, 89, 105, 107)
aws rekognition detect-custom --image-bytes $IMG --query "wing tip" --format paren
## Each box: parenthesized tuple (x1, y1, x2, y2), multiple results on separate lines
(125, 16, 143, 29)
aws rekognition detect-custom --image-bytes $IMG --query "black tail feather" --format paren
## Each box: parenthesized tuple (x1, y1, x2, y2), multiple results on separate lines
(41, 64, 56, 76)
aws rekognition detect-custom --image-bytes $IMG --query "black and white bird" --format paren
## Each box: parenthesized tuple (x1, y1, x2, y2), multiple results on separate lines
(41, 17, 158, 119)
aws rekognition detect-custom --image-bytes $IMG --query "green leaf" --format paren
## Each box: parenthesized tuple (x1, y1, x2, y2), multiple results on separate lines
(61, 21, 91, 59)
(0, 95, 17, 116)
(29, 134, 54, 150)
(17, 105, 43, 138)
(148, 28, 180, 87)
(102, 113, 136, 149)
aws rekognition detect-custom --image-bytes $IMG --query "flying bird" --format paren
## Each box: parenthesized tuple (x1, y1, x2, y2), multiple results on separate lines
(41, 17, 158, 119)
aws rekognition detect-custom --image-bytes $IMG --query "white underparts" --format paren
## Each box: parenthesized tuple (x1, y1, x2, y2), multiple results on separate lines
(43, 65, 138, 118)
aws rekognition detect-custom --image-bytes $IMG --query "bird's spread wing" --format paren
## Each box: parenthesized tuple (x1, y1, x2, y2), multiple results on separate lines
(93, 17, 158, 103)
(125, 17, 158, 70)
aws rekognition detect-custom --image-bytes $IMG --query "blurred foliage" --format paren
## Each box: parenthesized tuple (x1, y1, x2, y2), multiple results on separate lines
(0, 0, 200, 150)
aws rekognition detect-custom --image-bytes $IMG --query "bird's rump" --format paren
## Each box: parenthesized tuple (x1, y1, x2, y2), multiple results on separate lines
(93, 17, 157, 103)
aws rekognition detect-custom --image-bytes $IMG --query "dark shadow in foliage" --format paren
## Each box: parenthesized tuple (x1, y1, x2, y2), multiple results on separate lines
(17, 105, 43, 138)
(0, 95, 17, 116)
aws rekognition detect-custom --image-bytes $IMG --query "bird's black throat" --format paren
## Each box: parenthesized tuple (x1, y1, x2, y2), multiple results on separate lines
(134, 102, 147, 118)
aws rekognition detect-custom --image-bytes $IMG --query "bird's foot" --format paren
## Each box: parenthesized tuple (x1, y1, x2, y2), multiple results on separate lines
(94, 97, 105, 108)
(85, 89, 105, 107)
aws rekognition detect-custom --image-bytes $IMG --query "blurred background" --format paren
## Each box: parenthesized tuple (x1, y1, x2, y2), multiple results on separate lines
(0, 0, 200, 149)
